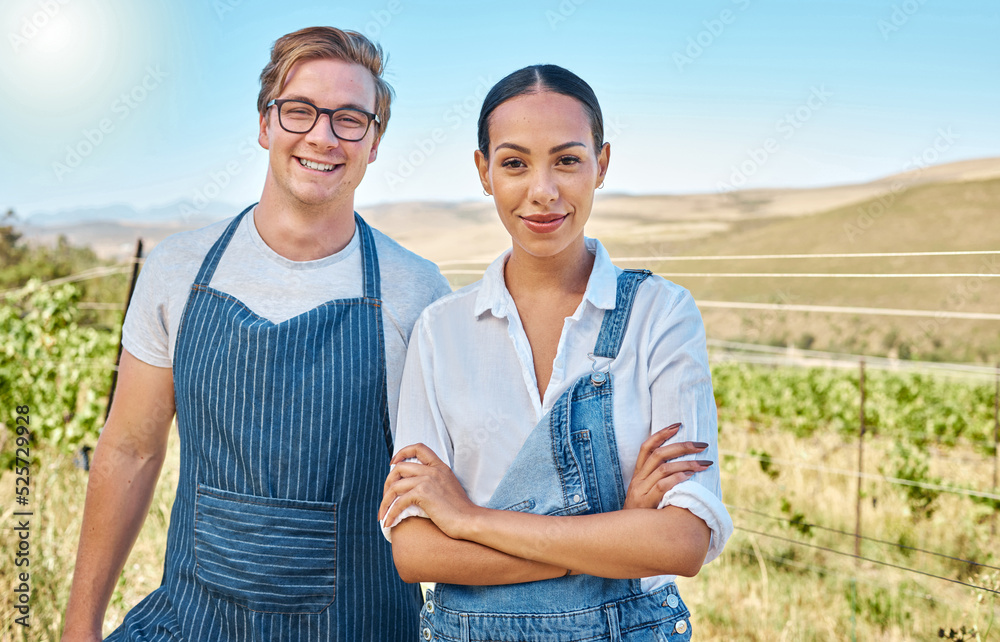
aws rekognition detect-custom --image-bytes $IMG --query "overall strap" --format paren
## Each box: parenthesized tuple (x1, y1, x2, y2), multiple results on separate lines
(592, 269, 652, 359)
(192, 203, 255, 287)
(355, 213, 382, 301)
(353, 213, 391, 455)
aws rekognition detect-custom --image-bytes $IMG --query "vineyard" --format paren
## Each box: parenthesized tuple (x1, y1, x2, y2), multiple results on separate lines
(2, 217, 1000, 639)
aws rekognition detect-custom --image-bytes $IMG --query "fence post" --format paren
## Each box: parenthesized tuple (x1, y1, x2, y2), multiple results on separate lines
(993, 362, 999, 538)
(850, 358, 865, 642)
(855, 359, 865, 560)
(105, 238, 144, 421)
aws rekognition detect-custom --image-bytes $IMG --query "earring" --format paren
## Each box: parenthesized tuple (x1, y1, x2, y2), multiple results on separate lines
(483, 189, 491, 196)
(598, 182, 605, 189)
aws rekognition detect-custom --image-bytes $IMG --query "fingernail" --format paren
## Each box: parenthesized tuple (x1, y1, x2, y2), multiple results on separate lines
(696, 460, 714, 467)
(693, 442, 709, 449)
(666, 422, 682, 431)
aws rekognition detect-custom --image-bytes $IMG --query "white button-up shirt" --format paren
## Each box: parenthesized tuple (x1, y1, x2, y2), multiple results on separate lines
(390, 238, 732, 591)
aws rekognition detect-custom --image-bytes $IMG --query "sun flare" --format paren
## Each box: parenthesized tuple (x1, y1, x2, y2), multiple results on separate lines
(2, 0, 138, 109)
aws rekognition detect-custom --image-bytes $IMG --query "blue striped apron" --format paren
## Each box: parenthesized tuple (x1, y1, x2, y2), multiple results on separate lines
(420, 270, 693, 642)
(108, 205, 419, 640)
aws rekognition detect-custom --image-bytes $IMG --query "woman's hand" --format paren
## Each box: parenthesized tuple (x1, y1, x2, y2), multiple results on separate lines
(624, 423, 712, 510)
(379, 443, 482, 539)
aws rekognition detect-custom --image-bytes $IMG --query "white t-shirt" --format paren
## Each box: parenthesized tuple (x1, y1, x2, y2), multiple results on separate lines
(122, 206, 452, 435)
(388, 238, 732, 592)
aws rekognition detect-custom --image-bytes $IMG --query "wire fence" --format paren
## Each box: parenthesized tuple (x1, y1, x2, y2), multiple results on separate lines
(729, 505, 1000, 574)
(737, 527, 1000, 597)
(723, 450, 1000, 502)
(7, 246, 1000, 614)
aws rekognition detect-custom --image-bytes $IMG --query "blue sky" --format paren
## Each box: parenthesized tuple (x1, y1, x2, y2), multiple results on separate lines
(1, 0, 997, 220)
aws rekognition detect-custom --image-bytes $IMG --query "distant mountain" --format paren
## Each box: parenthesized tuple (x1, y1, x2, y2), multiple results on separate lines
(17, 156, 1000, 270)
(24, 199, 239, 227)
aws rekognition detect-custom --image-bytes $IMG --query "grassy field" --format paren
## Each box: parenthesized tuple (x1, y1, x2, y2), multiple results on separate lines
(3, 160, 998, 639)
(3, 364, 998, 641)
(0, 428, 180, 640)
(680, 419, 999, 640)
(601, 177, 1000, 364)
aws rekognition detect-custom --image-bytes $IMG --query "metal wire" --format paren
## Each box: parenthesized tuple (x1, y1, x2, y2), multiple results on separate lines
(729, 505, 1000, 573)
(722, 450, 1000, 502)
(698, 300, 1000, 321)
(736, 527, 1000, 596)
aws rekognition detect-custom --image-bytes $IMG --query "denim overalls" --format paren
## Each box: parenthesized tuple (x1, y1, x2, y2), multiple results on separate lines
(107, 206, 419, 640)
(420, 269, 693, 642)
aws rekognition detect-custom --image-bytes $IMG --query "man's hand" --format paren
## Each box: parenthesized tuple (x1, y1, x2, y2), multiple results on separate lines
(625, 423, 712, 509)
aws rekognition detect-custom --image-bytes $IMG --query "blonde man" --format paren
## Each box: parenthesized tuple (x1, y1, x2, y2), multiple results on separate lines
(63, 27, 448, 641)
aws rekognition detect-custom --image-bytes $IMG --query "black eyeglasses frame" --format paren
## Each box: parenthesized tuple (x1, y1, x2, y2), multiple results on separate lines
(266, 99, 379, 142)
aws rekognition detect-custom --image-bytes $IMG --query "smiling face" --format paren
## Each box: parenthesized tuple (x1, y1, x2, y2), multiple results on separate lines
(258, 57, 380, 216)
(476, 90, 609, 262)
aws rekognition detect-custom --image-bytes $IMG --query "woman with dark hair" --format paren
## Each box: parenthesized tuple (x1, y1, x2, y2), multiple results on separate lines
(379, 65, 731, 641)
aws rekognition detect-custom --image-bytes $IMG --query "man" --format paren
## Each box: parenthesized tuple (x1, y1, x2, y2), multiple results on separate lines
(62, 27, 450, 641)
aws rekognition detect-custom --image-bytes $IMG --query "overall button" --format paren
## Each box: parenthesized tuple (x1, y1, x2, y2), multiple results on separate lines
(591, 372, 607, 385)
(572, 494, 582, 503)
(666, 593, 679, 609)
(425, 601, 435, 614)
(674, 620, 688, 635)
(422, 627, 433, 640)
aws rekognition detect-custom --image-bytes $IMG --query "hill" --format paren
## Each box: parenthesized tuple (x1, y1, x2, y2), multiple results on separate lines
(16, 157, 1000, 361)
(621, 175, 1000, 363)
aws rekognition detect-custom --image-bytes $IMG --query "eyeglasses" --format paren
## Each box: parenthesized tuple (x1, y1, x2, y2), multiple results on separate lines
(266, 99, 379, 142)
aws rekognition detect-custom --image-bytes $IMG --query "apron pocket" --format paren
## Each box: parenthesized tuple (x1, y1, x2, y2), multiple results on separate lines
(194, 483, 337, 614)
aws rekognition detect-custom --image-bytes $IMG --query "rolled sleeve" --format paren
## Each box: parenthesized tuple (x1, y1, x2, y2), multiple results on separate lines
(379, 459, 431, 543)
(647, 288, 732, 565)
(658, 480, 733, 564)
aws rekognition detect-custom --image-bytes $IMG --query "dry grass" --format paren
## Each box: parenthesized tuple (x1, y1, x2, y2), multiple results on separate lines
(679, 421, 1000, 641)
(4, 166, 999, 639)
(3, 416, 997, 640)
(618, 178, 1000, 364)
(0, 427, 180, 641)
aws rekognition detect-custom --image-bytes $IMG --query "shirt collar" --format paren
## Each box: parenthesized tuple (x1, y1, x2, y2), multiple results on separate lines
(473, 237, 619, 319)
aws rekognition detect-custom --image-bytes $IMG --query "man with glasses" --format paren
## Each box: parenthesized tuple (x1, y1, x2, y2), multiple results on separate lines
(63, 27, 449, 642)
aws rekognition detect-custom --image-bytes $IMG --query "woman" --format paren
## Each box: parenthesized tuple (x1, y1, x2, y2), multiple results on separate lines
(379, 65, 732, 641)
